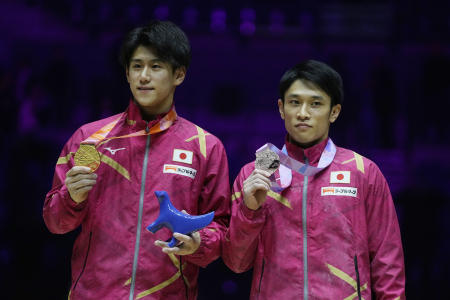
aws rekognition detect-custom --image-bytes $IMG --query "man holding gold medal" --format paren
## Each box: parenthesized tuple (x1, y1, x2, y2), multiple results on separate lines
(222, 60, 405, 299)
(43, 20, 230, 300)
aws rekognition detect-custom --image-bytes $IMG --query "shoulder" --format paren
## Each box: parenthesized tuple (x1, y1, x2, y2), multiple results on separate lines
(57, 113, 123, 155)
(63, 113, 122, 147)
(333, 146, 385, 181)
(75, 113, 123, 140)
(242, 161, 255, 173)
(235, 161, 255, 182)
(333, 146, 378, 173)
(174, 116, 225, 149)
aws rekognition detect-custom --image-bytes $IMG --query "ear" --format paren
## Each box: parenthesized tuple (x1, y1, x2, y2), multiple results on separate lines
(125, 67, 130, 83)
(329, 104, 341, 123)
(277, 99, 285, 120)
(174, 67, 186, 86)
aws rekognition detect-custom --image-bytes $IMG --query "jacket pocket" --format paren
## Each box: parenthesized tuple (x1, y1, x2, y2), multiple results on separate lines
(354, 255, 362, 300)
(73, 231, 92, 291)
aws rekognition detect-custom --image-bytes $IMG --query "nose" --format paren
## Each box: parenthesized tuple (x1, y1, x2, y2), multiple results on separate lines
(297, 103, 310, 120)
(139, 66, 150, 83)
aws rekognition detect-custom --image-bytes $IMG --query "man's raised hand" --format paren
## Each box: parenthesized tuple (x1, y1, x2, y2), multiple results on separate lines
(65, 166, 97, 204)
(243, 169, 271, 210)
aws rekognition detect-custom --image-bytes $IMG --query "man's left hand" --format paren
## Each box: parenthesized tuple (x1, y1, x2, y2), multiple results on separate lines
(154, 231, 201, 255)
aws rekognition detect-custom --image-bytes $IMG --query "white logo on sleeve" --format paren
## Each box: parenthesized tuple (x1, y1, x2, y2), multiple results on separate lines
(163, 164, 197, 179)
(330, 171, 350, 184)
(172, 149, 193, 164)
(321, 187, 357, 197)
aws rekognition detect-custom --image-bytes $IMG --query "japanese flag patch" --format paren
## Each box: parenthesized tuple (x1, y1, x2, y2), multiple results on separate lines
(330, 171, 350, 184)
(172, 149, 193, 164)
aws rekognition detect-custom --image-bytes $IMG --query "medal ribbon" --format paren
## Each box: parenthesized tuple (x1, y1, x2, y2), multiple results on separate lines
(81, 108, 177, 147)
(255, 139, 337, 192)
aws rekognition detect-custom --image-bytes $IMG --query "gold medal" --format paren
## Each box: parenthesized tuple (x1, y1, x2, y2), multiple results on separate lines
(74, 144, 101, 172)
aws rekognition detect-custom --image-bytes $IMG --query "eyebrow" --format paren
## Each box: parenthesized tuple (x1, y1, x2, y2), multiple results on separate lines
(286, 93, 324, 100)
(130, 58, 164, 63)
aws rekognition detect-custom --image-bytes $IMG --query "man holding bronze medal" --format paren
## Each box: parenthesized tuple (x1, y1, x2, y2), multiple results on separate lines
(43, 20, 230, 300)
(222, 60, 405, 299)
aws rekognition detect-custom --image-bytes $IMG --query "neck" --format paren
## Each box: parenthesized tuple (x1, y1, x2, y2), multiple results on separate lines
(135, 101, 173, 121)
(289, 135, 327, 149)
(139, 108, 158, 121)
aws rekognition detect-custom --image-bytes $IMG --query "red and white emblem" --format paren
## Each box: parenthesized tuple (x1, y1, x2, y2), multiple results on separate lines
(172, 149, 193, 164)
(330, 171, 350, 184)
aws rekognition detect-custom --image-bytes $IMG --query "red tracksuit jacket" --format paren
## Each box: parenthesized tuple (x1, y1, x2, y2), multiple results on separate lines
(44, 100, 230, 299)
(222, 138, 405, 300)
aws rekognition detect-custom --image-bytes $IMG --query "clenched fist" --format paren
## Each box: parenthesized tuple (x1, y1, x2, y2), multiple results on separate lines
(65, 166, 97, 204)
(243, 169, 271, 210)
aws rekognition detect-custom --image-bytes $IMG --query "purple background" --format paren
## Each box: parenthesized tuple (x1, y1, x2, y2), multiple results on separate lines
(1, 0, 449, 299)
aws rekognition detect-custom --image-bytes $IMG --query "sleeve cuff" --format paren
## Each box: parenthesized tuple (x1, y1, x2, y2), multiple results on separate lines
(61, 185, 87, 210)
(240, 201, 266, 220)
(183, 227, 218, 267)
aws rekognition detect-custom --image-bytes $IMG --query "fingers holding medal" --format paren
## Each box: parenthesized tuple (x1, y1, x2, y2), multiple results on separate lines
(241, 148, 280, 211)
(66, 144, 100, 204)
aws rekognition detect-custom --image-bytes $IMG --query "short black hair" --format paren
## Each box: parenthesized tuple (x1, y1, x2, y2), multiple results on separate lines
(119, 20, 191, 71)
(279, 60, 343, 107)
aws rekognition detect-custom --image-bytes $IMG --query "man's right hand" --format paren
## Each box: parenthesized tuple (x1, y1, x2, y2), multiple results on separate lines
(65, 166, 97, 204)
(242, 169, 272, 210)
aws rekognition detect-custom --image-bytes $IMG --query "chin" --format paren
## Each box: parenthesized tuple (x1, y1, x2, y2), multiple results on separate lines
(135, 99, 155, 106)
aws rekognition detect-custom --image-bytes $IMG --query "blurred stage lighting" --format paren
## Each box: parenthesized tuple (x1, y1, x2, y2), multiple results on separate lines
(154, 4, 169, 20)
(240, 8, 256, 36)
(211, 8, 227, 33)
(183, 6, 198, 29)
(269, 9, 285, 34)
(298, 11, 314, 34)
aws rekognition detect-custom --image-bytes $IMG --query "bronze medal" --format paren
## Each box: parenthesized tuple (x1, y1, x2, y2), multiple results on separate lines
(255, 148, 280, 175)
(74, 144, 101, 172)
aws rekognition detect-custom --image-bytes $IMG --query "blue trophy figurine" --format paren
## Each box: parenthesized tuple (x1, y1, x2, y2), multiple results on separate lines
(147, 191, 215, 247)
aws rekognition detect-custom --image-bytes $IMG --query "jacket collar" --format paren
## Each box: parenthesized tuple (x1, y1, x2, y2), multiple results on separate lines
(125, 99, 176, 130)
(285, 136, 329, 167)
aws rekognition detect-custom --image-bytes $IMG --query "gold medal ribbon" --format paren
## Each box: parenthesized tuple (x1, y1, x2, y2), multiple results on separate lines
(74, 108, 177, 171)
(96, 109, 177, 147)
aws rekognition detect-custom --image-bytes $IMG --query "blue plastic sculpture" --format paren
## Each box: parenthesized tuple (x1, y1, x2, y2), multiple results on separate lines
(146, 191, 215, 247)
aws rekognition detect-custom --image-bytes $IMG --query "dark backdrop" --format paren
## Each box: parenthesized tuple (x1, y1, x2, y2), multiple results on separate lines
(1, 0, 449, 299)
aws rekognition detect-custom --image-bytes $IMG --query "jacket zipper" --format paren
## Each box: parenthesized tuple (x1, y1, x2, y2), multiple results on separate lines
(302, 157, 309, 300)
(129, 126, 151, 300)
(73, 231, 92, 291)
(354, 255, 362, 300)
(257, 258, 265, 294)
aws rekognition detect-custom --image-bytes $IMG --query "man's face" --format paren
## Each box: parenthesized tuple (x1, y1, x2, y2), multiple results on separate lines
(278, 79, 341, 148)
(126, 46, 185, 116)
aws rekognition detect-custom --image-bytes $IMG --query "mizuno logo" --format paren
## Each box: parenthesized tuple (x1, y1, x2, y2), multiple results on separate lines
(104, 147, 126, 155)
